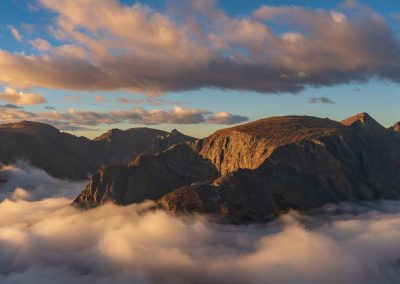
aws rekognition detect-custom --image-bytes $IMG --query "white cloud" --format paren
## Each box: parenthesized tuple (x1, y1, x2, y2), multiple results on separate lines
(0, 162, 86, 201)
(0, 87, 46, 106)
(0, 164, 399, 283)
(207, 112, 249, 124)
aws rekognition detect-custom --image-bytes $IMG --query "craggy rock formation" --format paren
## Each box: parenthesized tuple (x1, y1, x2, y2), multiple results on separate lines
(390, 122, 400, 133)
(0, 121, 194, 179)
(75, 144, 218, 208)
(93, 127, 195, 165)
(75, 113, 400, 222)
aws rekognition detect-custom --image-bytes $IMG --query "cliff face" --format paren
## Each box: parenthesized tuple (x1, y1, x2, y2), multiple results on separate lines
(0, 121, 194, 179)
(74, 143, 218, 208)
(74, 113, 400, 222)
(194, 116, 348, 174)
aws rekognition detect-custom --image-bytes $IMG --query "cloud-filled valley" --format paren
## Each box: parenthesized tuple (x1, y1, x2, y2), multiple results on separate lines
(1, 163, 400, 284)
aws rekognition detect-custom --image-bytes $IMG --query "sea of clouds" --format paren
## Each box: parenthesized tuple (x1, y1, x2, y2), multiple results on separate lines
(0, 163, 400, 284)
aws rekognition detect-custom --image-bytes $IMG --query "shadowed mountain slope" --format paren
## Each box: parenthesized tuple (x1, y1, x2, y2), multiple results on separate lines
(74, 113, 400, 222)
(0, 121, 194, 179)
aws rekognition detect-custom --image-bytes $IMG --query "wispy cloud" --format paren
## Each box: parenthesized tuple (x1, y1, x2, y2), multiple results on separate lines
(309, 97, 336, 104)
(7, 26, 22, 42)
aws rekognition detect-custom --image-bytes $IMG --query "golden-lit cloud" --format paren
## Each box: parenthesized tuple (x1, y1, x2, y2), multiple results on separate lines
(30, 38, 51, 51)
(0, 87, 46, 106)
(95, 95, 106, 102)
(0, 1, 398, 94)
(0, 104, 248, 130)
(207, 112, 249, 124)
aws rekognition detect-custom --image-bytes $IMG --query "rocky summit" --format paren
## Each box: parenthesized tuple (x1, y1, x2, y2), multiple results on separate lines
(0, 121, 194, 179)
(74, 113, 400, 222)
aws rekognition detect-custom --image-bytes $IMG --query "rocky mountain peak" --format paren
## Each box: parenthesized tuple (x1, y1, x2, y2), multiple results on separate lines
(195, 116, 348, 174)
(74, 113, 400, 223)
(341, 112, 387, 137)
(341, 112, 380, 127)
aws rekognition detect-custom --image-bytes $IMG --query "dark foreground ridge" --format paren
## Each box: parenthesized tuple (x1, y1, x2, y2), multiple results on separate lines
(74, 113, 400, 222)
(0, 121, 194, 179)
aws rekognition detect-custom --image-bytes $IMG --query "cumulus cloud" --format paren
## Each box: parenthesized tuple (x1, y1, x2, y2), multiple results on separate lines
(0, 164, 400, 283)
(0, 105, 246, 129)
(207, 112, 249, 124)
(0, 87, 46, 106)
(0, 1, 399, 94)
(309, 97, 336, 104)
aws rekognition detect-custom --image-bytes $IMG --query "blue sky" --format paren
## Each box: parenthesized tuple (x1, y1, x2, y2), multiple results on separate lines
(0, 0, 400, 138)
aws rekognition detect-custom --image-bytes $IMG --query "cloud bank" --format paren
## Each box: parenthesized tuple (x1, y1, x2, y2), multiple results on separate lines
(0, 105, 248, 129)
(0, 1, 400, 94)
(0, 162, 86, 201)
(0, 164, 400, 283)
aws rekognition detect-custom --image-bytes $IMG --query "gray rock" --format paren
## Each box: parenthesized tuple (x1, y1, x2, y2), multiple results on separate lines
(74, 113, 400, 223)
(0, 121, 194, 179)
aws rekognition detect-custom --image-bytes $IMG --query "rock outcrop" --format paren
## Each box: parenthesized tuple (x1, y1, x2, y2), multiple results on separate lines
(0, 121, 194, 179)
(74, 143, 218, 208)
(74, 113, 400, 222)
(390, 122, 400, 133)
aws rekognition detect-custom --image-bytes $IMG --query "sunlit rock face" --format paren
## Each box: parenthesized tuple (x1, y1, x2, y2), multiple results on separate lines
(0, 121, 194, 179)
(390, 122, 400, 133)
(74, 113, 400, 222)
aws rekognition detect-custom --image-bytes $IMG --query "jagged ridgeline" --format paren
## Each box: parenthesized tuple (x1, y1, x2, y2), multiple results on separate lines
(72, 113, 400, 222)
(0, 121, 194, 179)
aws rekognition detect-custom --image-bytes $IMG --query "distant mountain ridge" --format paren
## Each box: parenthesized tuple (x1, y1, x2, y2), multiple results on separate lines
(0, 121, 194, 179)
(74, 113, 400, 223)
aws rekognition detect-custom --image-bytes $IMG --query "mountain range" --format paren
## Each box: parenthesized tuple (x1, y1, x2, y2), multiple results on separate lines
(73, 113, 400, 222)
(1, 114, 399, 222)
(0, 121, 194, 179)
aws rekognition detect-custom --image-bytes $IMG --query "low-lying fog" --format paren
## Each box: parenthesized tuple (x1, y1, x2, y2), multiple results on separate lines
(0, 163, 399, 284)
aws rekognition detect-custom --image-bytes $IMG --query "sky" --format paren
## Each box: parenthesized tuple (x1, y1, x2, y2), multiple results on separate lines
(0, 0, 400, 138)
